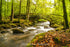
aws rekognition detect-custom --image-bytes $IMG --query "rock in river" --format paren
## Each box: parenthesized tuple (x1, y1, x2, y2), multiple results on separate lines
(12, 29, 24, 34)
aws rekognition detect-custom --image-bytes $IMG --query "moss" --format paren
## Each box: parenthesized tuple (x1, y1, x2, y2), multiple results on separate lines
(38, 19, 47, 22)
(13, 19, 19, 23)
(31, 39, 37, 43)
(0, 24, 11, 29)
(26, 43, 32, 47)
(0, 21, 10, 24)
(23, 21, 33, 26)
(55, 26, 64, 31)
(31, 33, 46, 42)
(9, 23, 17, 28)
(51, 24, 60, 28)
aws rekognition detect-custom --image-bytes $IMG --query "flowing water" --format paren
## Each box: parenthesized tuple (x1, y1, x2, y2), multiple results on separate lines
(0, 21, 54, 47)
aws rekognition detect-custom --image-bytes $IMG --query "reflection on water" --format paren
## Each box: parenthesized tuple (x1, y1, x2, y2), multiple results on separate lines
(0, 21, 54, 47)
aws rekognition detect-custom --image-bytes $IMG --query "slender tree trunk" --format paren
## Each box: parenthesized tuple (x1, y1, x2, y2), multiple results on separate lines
(4, 0, 7, 20)
(10, 0, 14, 22)
(18, 0, 21, 23)
(0, 0, 2, 21)
(26, 0, 30, 22)
(62, 0, 69, 29)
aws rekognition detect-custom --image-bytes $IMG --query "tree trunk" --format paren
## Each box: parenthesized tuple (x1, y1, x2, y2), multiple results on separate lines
(0, 0, 2, 21)
(18, 0, 21, 23)
(26, 0, 30, 22)
(62, 0, 69, 29)
(4, 0, 7, 20)
(10, 0, 14, 22)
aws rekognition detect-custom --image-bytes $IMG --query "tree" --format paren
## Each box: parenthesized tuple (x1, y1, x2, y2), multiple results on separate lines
(18, 0, 21, 23)
(10, 0, 14, 22)
(62, 0, 69, 29)
(4, 0, 7, 20)
(26, 0, 30, 22)
(0, 0, 2, 21)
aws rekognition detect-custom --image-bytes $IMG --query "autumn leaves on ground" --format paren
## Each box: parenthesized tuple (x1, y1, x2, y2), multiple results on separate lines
(28, 29, 70, 47)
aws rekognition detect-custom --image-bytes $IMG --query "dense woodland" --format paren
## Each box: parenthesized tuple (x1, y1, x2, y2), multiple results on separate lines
(0, 0, 70, 47)
(0, 0, 70, 28)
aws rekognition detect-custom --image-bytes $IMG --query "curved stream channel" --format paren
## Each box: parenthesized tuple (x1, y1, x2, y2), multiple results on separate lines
(0, 21, 54, 47)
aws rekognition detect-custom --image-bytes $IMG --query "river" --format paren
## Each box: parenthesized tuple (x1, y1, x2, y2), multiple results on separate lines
(0, 21, 54, 47)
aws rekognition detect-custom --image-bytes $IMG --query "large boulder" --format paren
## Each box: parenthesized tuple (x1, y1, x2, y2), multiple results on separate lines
(12, 29, 24, 34)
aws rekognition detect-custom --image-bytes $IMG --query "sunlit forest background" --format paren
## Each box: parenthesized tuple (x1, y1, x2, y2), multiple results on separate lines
(0, 0, 70, 47)
(0, 0, 70, 26)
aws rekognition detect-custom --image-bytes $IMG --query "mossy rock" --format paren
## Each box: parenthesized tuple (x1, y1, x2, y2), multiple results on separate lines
(29, 22, 33, 26)
(44, 26, 48, 28)
(15, 23, 21, 27)
(24, 22, 29, 26)
(65, 29, 70, 33)
(19, 24, 26, 28)
(55, 26, 64, 31)
(13, 19, 19, 23)
(12, 29, 24, 34)
(38, 19, 47, 22)
(51, 24, 60, 28)
(10, 23, 17, 28)
(0, 24, 11, 29)
(0, 31, 10, 34)
(28, 29, 35, 31)
(0, 21, 10, 24)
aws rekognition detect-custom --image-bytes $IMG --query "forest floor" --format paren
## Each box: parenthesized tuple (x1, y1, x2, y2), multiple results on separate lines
(27, 29, 70, 47)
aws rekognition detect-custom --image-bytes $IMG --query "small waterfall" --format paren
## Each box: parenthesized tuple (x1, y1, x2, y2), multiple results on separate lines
(23, 21, 54, 35)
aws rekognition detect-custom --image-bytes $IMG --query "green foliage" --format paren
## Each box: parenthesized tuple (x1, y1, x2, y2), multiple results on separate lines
(1, 0, 70, 28)
(46, 15, 63, 28)
(0, 0, 70, 28)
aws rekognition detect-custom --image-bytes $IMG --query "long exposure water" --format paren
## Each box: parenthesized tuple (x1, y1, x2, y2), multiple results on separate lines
(0, 21, 54, 47)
